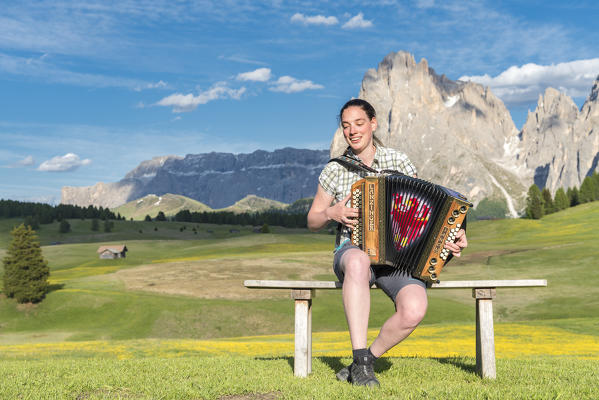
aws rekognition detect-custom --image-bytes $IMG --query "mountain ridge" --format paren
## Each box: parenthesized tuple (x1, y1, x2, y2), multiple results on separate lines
(62, 52, 599, 216)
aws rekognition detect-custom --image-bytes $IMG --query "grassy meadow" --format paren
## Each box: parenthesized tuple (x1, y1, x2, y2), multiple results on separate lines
(0, 203, 598, 398)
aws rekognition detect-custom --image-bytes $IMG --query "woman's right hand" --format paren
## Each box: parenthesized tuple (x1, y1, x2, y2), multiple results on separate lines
(326, 193, 359, 228)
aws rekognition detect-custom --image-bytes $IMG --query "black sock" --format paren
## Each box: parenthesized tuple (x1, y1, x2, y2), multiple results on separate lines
(368, 347, 379, 362)
(352, 348, 370, 365)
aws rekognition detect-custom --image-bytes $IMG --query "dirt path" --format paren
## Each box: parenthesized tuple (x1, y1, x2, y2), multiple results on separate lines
(113, 252, 333, 299)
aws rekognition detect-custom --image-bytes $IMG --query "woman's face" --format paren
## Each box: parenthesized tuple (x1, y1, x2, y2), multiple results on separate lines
(341, 106, 377, 154)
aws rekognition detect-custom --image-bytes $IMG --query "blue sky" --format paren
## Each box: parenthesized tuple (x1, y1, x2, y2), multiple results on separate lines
(1, 0, 598, 204)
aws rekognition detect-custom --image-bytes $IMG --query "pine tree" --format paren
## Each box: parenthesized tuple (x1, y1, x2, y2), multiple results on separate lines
(156, 211, 166, 221)
(567, 187, 579, 207)
(260, 223, 271, 233)
(541, 188, 555, 214)
(579, 176, 596, 203)
(59, 219, 70, 233)
(3, 224, 50, 303)
(91, 218, 100, 231)
(103, 220, 114, 233)
(553, 188, 569, 211)
(592, 172, 599, 200)
(144, 215, 152, 222)
(526, 184, 544, 219)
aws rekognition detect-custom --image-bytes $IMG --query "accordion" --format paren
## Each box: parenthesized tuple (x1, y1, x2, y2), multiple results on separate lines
(350, 174, 472, 283)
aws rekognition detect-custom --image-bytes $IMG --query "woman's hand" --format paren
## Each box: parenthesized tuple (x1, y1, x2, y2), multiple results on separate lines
(444, 228, 467, 257)
(325, 193, 359, 228)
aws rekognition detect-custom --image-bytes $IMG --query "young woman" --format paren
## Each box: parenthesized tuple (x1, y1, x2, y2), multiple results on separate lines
(307, 99, 467, 387)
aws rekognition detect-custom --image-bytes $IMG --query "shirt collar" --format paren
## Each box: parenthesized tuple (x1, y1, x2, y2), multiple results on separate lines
(346, 146, 381, 166)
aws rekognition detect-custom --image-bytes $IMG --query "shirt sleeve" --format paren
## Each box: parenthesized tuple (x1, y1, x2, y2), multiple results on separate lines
(394, 151, 418, 176)
(318, 162, 338, 197)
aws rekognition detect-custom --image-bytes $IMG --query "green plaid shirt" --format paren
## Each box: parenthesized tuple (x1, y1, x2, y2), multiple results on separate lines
(318, 146, 417, 246)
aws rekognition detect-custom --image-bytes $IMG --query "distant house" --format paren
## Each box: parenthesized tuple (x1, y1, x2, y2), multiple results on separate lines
(97, 245, 128, 259)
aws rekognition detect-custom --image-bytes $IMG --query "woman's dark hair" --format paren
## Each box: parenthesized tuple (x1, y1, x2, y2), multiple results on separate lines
(339, 98, 376, 122)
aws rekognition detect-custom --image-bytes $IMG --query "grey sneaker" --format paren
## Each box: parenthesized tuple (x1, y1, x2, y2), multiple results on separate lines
(336, 365, 350, 382)
(349, 362, 380, 387)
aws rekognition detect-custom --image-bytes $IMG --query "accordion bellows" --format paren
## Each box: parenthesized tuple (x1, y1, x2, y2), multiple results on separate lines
(350, 174, 472, 283)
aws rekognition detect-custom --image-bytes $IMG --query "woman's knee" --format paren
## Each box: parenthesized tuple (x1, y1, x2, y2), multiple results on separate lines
(395, 288, 428, 327)
(400, 303, 427, 328)
(340, 250, 371, 282)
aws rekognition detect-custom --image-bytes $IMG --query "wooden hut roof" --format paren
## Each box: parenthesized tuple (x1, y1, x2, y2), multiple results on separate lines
(97, 245, 128, 254)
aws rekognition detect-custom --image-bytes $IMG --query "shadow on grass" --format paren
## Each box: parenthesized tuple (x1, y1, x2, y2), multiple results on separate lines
(434, 356, 477, 375)
(319, 356, 393, 374)
(255, 356, 294, 372)
(47, 283, 65, 294)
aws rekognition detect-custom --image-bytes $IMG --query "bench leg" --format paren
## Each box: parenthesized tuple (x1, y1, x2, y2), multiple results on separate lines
(292, 290, 313, 378)
(473, 288, 496, 379)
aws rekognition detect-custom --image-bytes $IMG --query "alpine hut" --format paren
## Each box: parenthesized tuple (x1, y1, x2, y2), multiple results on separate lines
(97, 245, 128, 259)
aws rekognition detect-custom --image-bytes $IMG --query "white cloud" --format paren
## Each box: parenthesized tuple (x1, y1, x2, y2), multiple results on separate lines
(4, 155, 35, 168)
(38, 153, 91, 172)
(135, 80, 168, 91)
(17, 155, 35, 166)
(218, 55, 268, 65)
(269, 76, 324, 93)
(156, 84, 246, 112)
(236, 68, 272, 82)
(342, 12, 373, 29)
(459, 58, 599, 104)
(290, 13, 339, 26)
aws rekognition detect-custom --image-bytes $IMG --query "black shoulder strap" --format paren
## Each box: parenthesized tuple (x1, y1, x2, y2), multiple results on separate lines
(329, 148, 405, 176)
(328, 155, 379, 173)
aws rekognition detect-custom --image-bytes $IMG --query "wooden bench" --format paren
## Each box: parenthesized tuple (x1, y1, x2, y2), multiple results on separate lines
(244, 279, 547, 379)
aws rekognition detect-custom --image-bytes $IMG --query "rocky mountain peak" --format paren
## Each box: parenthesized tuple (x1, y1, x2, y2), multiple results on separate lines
(331, 50, 524, 214)
(124, 155, 182, 180)
(581, 75, 599, 115)
(517, 79, 599, 192)
(537, 87, 579, 120)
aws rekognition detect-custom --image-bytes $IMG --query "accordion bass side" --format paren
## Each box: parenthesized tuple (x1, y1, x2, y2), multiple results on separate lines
(350, 174, 472, 284)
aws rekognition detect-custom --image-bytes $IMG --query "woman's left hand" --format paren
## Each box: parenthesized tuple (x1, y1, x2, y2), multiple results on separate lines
(444, 228, 467, 257)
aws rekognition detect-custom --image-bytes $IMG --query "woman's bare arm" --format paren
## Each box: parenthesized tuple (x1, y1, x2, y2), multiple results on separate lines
(307, 185, 358, 232)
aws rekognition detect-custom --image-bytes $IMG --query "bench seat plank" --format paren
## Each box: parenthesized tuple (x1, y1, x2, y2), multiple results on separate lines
(244, 279, 547, 289)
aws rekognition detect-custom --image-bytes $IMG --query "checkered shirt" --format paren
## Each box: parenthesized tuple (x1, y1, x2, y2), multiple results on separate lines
(318, 146, 418, 246)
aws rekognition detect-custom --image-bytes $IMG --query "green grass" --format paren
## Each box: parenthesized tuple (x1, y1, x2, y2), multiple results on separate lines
(0, 217, 321, 248)
(0, 356, 597, 399)
(1, 203, 599, 342)
(1, 204, 599, 398)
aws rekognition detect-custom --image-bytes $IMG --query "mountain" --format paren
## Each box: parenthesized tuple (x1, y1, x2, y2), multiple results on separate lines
(330, 51, 599, 215)
(219, 195, 288, 214)
(62, 148, 328, 209)
(330, 51, 527, 216)
(113, 193, 289, 220)
(113, 193, 211, 220)
(518, 78, 599, 194)
(62, 52, 599, 216)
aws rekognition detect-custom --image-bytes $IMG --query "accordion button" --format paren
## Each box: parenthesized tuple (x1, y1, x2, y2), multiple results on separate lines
(456, 224, 461, 228)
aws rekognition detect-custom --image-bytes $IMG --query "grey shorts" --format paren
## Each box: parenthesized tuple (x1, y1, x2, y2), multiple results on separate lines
(333, 240, 426, 304)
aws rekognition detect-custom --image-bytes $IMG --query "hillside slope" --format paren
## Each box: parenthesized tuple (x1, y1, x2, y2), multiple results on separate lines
(113, 194, 212, 220)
